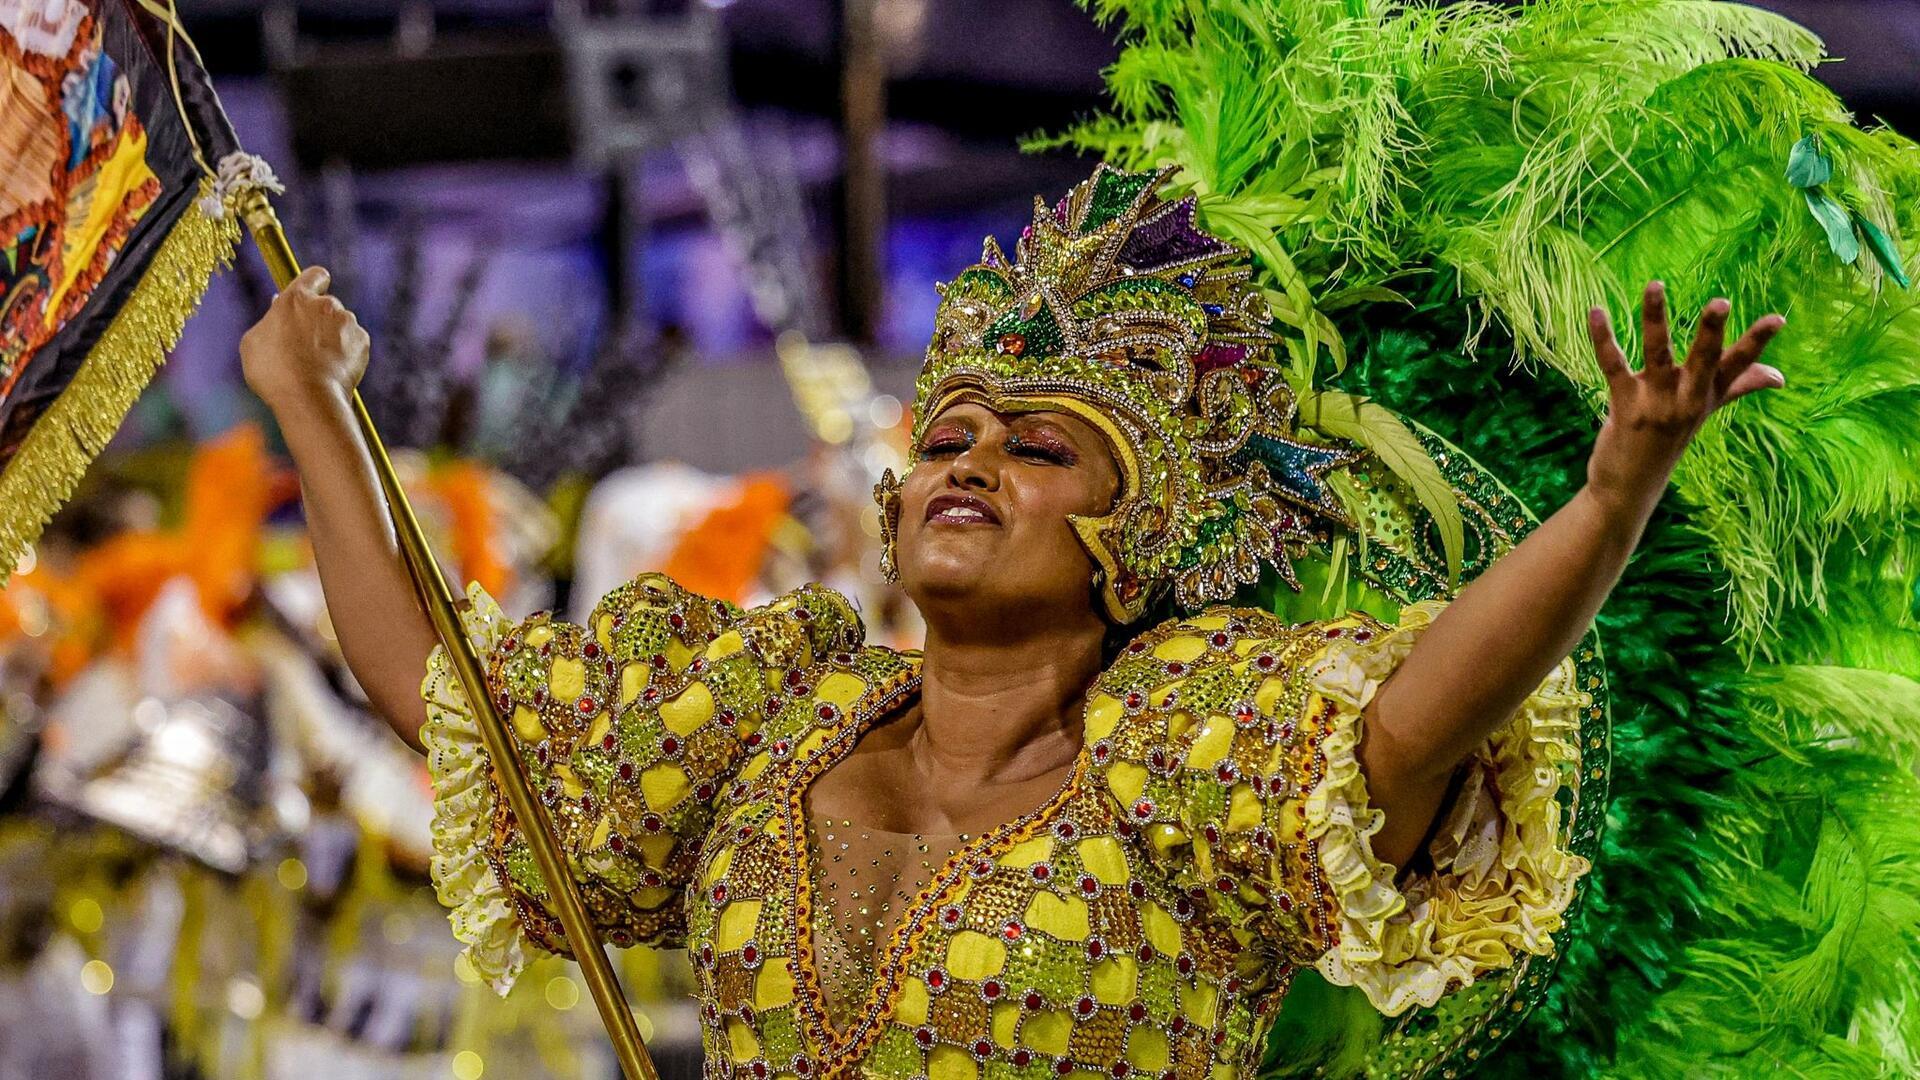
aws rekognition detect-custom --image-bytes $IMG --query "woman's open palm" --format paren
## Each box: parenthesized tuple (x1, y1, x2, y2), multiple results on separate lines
(1584, 281, 1786, 514)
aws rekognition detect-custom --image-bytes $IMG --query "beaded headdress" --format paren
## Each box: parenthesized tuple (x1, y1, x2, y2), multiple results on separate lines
(879, 165, 1361, 623)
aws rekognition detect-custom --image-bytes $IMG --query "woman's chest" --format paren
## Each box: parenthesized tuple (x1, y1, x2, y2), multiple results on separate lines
(683, 706, 1286, 1079)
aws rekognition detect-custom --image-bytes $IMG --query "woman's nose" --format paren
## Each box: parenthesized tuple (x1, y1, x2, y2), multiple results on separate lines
(948, 445, 999, 490)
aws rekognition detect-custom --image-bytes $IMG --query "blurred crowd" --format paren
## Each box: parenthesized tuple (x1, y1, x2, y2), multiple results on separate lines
(0, 308, 917, 1079)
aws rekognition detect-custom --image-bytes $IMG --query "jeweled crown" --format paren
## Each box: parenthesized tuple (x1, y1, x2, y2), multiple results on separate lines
(894, 165, 1360, 622)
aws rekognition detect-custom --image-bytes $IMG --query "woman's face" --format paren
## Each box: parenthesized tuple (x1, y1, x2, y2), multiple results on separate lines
(895, 402, 1120, 623)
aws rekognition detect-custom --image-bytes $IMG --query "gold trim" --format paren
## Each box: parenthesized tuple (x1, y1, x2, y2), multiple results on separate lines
(0, 181, 240, 580)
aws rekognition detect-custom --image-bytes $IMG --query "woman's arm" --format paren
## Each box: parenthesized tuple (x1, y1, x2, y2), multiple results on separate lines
(241, 267, 440, 749)
(1359, 282, 1786, 868)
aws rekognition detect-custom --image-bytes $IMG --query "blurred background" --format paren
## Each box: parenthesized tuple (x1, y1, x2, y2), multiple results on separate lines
(0, 1, 1915, 1078)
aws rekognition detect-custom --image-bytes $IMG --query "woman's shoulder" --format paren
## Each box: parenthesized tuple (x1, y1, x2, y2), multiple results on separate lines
(580, 573, 871, 674)
(1100, 603, 1384, 684)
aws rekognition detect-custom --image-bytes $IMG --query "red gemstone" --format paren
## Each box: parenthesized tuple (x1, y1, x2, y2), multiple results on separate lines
(1003, 921, 1023, 941)
(1023, 990, 1044, 1010)
(609, 835, 626, 853)
(1075, 996, 1096, 1017)
(1031, 864, 1052, 881)
(1129, 1003, 1147, 1022)
(998, 332, 1027, 356)
(915, 1027, 935, 1047)
(1012, 1051, 1033, 1067)
(618, 762, 635, 782)
(584, 643, 600, 659)
(602, 733, 617, 752)
(1133, 799, 1155, 820)
(668, 612, 685, 630)
(981, 979, 1004, 1000)
(1130, 881, 1147, 900)
(1055, 1061, 1074, 1077)
(642, 686, 660, 704)
(1080, 876, 1100, 895)
(713, 883, 729, 902)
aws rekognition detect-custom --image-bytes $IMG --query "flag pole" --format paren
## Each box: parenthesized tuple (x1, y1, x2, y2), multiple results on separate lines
(234, 189, 660, 1080)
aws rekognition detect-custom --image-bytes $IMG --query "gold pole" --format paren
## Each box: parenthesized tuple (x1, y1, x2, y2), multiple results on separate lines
(236, 190, 659, 1080)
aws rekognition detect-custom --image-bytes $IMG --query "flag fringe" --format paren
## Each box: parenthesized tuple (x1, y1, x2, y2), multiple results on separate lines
(0, 181, 241, 581)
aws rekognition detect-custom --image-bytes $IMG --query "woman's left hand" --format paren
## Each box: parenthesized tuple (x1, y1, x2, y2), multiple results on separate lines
(1584, 281, 1785, 520)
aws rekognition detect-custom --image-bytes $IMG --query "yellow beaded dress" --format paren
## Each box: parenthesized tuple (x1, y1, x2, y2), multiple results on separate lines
(422, 575, 1587, 1079)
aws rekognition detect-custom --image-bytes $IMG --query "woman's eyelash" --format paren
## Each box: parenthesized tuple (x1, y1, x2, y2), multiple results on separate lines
(1009, 437, 1074, 463)
(916, 435, 971, 457)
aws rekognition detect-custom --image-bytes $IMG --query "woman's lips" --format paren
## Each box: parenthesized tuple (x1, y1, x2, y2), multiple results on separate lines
(925, 493, 1001, 525)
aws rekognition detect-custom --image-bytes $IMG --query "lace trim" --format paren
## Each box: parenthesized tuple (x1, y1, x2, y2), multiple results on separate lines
(1305, 600, 1593, 1017)
(420, 583, 528, 995)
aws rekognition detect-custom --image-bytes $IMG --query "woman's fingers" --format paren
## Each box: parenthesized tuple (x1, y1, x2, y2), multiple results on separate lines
(1587, 306, 1632, 386)
(1683, 298, 1730, 393)
(1640, 281, 1674, 369)
(1722, 362, 1786, 403)
(1714, 315, 1787, 400)
(289, 265, 331, 296)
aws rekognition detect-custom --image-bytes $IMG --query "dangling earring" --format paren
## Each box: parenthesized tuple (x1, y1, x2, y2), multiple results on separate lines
(873, 469, 904, 582)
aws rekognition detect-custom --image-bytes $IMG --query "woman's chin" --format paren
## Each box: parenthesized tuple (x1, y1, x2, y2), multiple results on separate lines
(898, 549, 1002, 604)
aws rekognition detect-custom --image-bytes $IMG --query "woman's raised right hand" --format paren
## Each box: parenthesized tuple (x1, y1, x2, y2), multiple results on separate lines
(240, 266, 370, 409)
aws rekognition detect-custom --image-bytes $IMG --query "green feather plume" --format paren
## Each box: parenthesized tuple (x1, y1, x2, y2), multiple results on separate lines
(1048, 0, 1920, 1075)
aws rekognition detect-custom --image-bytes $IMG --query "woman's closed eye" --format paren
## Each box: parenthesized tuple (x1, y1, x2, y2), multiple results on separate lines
(916, 426, 974, 459)
(1007, 433, 1076, 465)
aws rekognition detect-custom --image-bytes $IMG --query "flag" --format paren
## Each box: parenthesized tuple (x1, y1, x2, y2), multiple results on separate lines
(0, 0, 274, 579)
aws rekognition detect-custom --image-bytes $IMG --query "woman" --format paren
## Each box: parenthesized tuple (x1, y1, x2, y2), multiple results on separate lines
(240, 168, 1778, 1078)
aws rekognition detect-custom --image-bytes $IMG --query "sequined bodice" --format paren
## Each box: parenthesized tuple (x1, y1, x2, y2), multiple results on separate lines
(681, 646, 1323, 1080)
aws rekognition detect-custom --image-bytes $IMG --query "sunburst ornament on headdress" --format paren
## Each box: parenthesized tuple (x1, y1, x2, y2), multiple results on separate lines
(890, 165, 1361, 623)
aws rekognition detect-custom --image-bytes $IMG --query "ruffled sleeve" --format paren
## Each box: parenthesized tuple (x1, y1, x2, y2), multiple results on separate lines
(421, 573, 862, 993)
(1085, 600, 1591, 1017)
